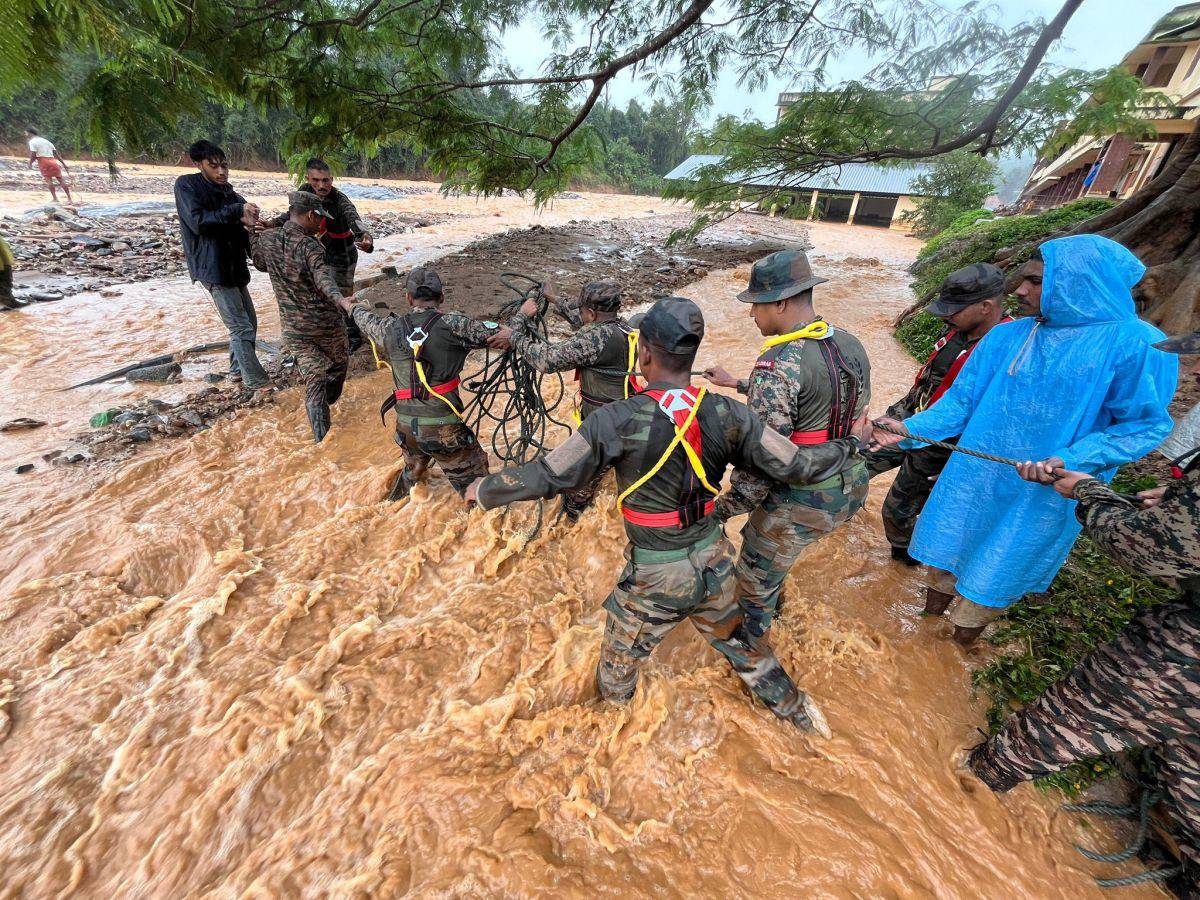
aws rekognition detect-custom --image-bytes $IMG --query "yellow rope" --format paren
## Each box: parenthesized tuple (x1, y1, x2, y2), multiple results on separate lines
(616, 388, 719, 511)
(759, 320, 829, 354)
(413, 356, 464, 420)
(369, 338, 391, 372)
(624, 330, 639, 398)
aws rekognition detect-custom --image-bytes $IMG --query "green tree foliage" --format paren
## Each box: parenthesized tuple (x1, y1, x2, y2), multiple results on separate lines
(1, 0, 1155, 209)
(899, 151, 997, 237)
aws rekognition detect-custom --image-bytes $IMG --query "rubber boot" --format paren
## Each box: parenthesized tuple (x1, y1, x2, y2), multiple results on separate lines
(558, 495, 583, 523)
(307, 400, 331, 443)
(953, 624, 987, 647)
(890, 545, 920, 567)
(923, 587, 955, 616)
(386, 470, 413, 502)
(0, 294, 28, 310)
(786, 692, 832, 739)
(966, 741, 1022, 793)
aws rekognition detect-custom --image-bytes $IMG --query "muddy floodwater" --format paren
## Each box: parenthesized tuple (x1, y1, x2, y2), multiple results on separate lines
(0, 177, 1162, 897)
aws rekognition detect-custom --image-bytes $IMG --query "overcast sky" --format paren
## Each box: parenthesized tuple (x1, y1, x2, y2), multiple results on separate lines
(502, 0, 1182, 124)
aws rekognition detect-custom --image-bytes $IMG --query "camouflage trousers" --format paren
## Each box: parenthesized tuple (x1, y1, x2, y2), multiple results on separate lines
(970, 601, 1200, 864)
(288, 328, 349, 441)
(395, 419, 489, 496)
(733, 463, 869, 640)
(598, 530, 810, 721)
(329, 262, 363, 351)
(865, 442, 952, 550)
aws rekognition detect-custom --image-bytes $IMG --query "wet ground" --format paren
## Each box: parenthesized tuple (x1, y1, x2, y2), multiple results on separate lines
(0, 173, 1166, 897)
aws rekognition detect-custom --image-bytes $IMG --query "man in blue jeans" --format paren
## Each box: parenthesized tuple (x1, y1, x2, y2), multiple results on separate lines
(174, 140, 270, 388)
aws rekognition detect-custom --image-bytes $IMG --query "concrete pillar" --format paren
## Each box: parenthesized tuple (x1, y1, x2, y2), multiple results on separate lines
(807, 190, 819, 220)
(848, 192, 862, 224)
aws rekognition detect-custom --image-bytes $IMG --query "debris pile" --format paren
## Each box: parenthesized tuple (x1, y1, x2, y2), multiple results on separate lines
(3, 207, 444, 293)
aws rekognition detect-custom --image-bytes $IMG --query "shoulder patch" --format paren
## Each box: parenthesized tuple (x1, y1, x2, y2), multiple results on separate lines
(754, 359, 776, 371)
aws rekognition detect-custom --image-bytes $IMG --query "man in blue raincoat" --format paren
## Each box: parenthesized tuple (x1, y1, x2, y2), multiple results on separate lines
(872, 235, 1177, 646)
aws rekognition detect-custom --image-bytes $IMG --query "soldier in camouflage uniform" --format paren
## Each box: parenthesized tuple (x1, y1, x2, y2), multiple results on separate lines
(705, 250, 871, 641)
(0, 236, 25, 310)
(248, 191, 349, 442)
(339, 265, 511, 501)
(508, 280, 638, 520)
(969, 331, 1200, 889)
(263, 158, 373, 352)
(468, 297, 874, 736)
(865, 263, 1011, 565)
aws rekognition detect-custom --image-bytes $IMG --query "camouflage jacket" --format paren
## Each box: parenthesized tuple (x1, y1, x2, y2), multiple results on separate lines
(250, 222, 345, 339)
(265, 186, 370, 267)
(1072, 451, 1200, 604)
(511, 311, 636, 415)
(351, 304, 497, 424)
(718, 324, 871, 521)
(477, 381, 862, 551)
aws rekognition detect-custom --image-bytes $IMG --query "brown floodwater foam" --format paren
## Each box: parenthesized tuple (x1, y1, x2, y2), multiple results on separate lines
(0, 221, 1162, 896)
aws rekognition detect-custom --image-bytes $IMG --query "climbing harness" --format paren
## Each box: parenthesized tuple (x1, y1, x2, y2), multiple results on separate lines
(616, 386, 720, 527)
(758, 319, 862, 447)
(912, 318, 1013, 412)
(377, 312, 465, 424)
(571, 324, 641, 426)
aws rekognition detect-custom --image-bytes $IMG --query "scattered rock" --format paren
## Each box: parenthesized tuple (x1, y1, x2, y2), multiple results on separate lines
(203, 373, 224, 384)
(42, 449, 63, 462)
(113, 411, 143, 425)
(0, 417, 46, 432)
(14, 463, 34, 474)
(178, 409, 205, 427)
(126, 361, 182, 383)
(127, 427, 152, 442)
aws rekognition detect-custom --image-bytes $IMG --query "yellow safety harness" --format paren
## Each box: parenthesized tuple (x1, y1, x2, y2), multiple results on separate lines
(406, 324, 464, 420)
(616, 387, 720, 512)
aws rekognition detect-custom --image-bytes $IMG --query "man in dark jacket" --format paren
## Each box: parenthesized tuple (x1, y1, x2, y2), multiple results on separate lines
(174, 140, 269, 388)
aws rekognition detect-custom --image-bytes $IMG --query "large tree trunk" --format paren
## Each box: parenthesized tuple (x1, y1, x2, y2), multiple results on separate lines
(1070, 128, 1200, 333)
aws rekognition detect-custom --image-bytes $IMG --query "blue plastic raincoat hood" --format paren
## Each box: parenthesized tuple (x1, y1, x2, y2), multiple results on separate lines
(902, 235, 1176, 607)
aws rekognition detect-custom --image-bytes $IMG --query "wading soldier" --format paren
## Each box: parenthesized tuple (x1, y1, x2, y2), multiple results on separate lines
(264, 158, 374, 352)
(338, 266, 510, 501)
(508, 280, 639, 520)
(247, 191, 349, 442)
(705, 250, 870, 641)
(970, 332, 1200, 892)
(467, 297, 873, 736)
(865, 263, 1011, 566)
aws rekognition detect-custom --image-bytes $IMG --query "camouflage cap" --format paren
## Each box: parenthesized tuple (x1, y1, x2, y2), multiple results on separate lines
(737, 249, 827, 304)
(406, 265, 443, 298)
(580, 280, 623, 312)
(288, 190, 331, 218)
(926, 262, 1006, 317)
(1154, 331, 1200, 354)
(638, 296, 704, 353)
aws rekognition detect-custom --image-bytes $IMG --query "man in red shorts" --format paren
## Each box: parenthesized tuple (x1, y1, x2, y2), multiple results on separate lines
(25, 128, 74, 206)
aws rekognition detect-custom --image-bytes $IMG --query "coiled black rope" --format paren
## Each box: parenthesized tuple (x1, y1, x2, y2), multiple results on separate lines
(460, 273, 574, 539)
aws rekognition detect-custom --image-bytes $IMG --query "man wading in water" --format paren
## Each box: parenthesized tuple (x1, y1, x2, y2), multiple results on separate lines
(262, 158, 373, 352)
(705, 249, 871, 643)
(507, 280, 639, 521)
(338, 266, 511, 500)
(468, 296, 873, 736)
(247, 191, 350, 441)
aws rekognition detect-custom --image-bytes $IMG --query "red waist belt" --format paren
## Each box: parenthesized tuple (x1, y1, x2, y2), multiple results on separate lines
(394, 377, 460, 400)
(621, 501, 715, 527)
(325, 229, 354, 240)
(790, 429, 830, 445)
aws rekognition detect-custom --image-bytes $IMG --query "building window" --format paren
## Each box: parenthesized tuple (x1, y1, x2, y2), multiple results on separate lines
(1144, 45, 1186, 87)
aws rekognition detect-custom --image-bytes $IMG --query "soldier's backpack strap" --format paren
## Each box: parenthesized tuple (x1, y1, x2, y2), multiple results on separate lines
(616, 386, 720, 528)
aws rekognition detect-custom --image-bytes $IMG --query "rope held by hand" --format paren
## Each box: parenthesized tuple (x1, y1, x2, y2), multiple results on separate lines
(872, 421, 1041, 471)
